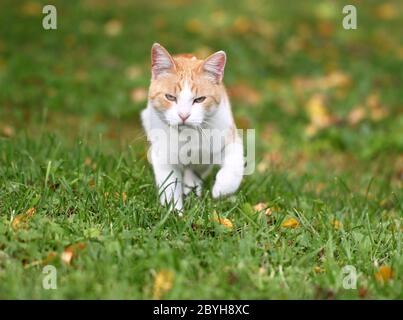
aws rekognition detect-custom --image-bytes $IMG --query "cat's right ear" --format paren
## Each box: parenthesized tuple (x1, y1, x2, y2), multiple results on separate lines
(151, 43, 176, 79)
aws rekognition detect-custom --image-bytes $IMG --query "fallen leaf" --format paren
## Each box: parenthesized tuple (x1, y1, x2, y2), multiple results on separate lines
(376, 3, 398, 20)
(253, 203, 272, 215)
(12, 207, 36, 230)
(331, 219, 342, 230)
(21, 1, 41, 16)
(1, 125, 15, 137)
(314, 266, 324, 273)
(366, 93, 389, 121)
(293, 71, 351, 93)
(130, 87, 148, 103)
(211, 215, 234, 229)
(281, 217, 300, 229)
(61, 243, 86, 265)
(232, 16, 252, 34)
(104, 19, 122, 37)
(358, 287, 367, 298)
(185, 19, 202, 33)
(153, 270, 174, 299)
(125, 65, 142, 80)
(114, 192, 127, 203)
(347, 106, 366, 125)
(305, 94, 333, 128)
(375, 265, 393, 284)
(25, 251, 57, 268)
(227, 83, 262, 106)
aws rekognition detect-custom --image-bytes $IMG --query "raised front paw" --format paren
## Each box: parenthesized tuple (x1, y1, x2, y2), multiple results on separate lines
(212, 168, 242, 199)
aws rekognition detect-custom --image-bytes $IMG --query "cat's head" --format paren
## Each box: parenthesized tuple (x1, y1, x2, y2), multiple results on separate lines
(148, 43, 226, 127)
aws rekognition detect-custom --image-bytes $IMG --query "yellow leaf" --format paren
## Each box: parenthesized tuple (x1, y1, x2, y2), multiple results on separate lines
(61, 243, 86, 265)
(153, 270, 174, 299)
(21, 2, 41, 16)
(314, 266, 324, 273)
(331, 219, 342, 230)
(104, 20, 122, 37)
(305, 94, 332, 128)
(281, 217, 300, 228)
(114, 192, 127, 203)
(212, 216, 233, 229)
(375, 265, 393, 284)
(376, 3, 398, 20)
(185, 19, 202, 34)
(12, 207, 36, 230)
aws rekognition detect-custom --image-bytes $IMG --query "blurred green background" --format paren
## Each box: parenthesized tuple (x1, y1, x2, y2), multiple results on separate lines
(0, 0, 402, 180)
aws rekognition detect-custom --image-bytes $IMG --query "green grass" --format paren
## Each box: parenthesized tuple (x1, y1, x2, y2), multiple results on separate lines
(0, 0, 402, 299)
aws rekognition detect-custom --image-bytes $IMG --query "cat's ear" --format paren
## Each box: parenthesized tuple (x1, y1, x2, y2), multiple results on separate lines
(202, 51, 226, 83)
(151, 43, 176, 79)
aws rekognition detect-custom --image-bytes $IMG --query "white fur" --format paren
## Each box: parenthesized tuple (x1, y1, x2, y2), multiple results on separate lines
(141, 86, 244, 212)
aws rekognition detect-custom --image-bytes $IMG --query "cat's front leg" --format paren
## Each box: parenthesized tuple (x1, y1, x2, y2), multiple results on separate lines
(212, 142, 244, 198)
(151, 150, 183, 211)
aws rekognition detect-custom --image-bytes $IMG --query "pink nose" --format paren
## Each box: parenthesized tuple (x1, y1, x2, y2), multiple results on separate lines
(179, 112, 190, 122)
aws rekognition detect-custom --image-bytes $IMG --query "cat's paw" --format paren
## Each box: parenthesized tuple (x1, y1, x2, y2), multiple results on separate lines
(212, 168, 242, 198)
(183, 169, 202, 197)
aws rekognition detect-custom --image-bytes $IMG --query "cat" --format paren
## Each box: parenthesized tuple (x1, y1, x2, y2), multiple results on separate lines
(141, 43, 244, 212)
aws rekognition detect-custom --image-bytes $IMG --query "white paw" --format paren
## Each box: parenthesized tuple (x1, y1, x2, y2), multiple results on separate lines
(212, 168, 242, 199)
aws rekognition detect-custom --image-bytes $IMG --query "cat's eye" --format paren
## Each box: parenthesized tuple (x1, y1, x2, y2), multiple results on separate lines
(193, 96, 206, 104)
(165, 94, 176, 102)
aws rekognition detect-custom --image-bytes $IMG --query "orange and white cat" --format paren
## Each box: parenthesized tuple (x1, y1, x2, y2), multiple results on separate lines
(141, 43, 244, 211)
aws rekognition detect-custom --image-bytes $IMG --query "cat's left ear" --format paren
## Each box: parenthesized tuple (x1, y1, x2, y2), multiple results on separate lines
(202, 51, 226, 83)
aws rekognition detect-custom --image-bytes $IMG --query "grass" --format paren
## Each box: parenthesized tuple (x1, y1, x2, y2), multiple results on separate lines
(0, 0, 402, 299)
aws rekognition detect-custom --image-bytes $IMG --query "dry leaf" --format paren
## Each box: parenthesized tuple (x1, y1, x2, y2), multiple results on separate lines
(104, 19, 122, 37)
(130, 87, 148, 103)
(281, 217, 300, 229)
(253, 203, 272, 215)
(185, 19, 202, 33)
(232, 16, 252, 34)
(314, 266, 324, 273)
(153, 270, 174, 299)
(305, 94, 333, 128)
(114, 192, 127, 203)
(358, 287, 368, 298)
(12, 207, 36, 230)
(125, 65, 142, 80)
(61, 243, 86, 265)
(376, 3, 397, 20)
(1, 125, 15, 137)
(375, 265, 393, 284)
(331, 219, 342, 230)
(21, 1, 41, 16)
(212, 216, 234, 229)
(228, 83, 262, 106)
(347, 106, 366, 125)
(25, 251, 57, 268)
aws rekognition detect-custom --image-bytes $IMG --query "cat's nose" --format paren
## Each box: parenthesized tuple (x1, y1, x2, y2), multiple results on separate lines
(178, 112, 190, 122)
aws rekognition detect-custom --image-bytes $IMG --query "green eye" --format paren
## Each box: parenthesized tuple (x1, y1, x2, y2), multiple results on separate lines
(193, 96, 206, 104)
(165, 94, 176, 102)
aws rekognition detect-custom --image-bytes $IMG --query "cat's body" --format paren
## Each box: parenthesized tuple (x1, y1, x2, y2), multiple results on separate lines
(141, 44, 244, 211)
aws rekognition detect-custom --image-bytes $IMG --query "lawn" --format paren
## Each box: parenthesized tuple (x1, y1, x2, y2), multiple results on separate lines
(0, 0, 401, 299)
